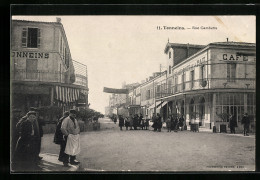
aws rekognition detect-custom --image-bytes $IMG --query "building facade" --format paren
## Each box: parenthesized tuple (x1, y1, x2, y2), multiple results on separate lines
(158, 41, 255, 132)
(11, 18, 89, 118)
(107, 41, 255, 132)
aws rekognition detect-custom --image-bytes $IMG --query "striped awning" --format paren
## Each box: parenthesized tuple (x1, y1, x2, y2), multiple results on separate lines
(55, 86, 80, 103)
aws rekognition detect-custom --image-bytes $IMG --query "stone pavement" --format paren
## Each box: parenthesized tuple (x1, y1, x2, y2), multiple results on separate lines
(38, 153, 80, 172)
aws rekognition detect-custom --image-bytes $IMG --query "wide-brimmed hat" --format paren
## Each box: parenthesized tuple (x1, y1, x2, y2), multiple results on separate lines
(29, 107, 38, 112)
(27, 111, 37, 116)
(64, 111, 70, 116)
(69, 109, 77, 114)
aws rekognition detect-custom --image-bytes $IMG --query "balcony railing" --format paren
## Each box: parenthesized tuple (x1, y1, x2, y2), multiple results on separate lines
(156, 78, 255, 99)
(12, 69, 88, 87)
(12, 69, 67, 83)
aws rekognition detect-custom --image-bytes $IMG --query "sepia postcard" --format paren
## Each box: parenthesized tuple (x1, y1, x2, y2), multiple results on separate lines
(10, 5, 256, 173)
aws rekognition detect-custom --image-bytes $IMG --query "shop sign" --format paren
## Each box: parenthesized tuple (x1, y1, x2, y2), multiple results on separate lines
(221, 53, 255, 62)
(176, 56, 206, 75)
(11, 51, 49, 59)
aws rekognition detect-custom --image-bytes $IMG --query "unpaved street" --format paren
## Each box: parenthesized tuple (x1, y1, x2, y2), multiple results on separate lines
(41, 118, 255, 172)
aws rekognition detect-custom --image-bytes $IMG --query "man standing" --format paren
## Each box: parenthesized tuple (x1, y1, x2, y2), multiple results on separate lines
(229, 114, 237, 134)
(241, 113, 250, 136)
(61, 109, 80, 166)
(119, 115, 125, 130)
(54, 111, 69, 162)
(13, 111, 41, 171)
(152, 113, 157, 131)
(29, 107, 44, 161)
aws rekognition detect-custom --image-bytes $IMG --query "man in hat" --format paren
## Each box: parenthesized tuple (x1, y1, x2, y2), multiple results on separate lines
(29, 107, 44, 161)
(61, 109, 80, 166)
(13, 111, 42, 171)
(241, 113, 250, 136)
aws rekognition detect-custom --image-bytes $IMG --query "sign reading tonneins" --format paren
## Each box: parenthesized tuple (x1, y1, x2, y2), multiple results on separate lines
(11, 51, 49, 59)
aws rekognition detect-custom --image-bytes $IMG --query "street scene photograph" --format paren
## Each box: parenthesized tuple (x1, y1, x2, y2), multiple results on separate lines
(10, 14, 255, 172)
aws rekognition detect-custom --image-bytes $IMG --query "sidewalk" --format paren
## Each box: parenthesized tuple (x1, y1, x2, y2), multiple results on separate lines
(38, 153, 80, 172)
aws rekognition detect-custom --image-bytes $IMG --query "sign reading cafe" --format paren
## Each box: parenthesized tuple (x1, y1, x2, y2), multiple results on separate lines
(11, 51, 49, 59)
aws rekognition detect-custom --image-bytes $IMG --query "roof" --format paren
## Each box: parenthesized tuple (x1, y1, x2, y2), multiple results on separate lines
(12, 19, 61, 25)
(209, 41, 256, 47)
(164, 42, 205, 53)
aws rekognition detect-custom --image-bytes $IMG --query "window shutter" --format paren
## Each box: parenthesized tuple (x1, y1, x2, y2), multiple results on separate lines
(22, 28, 27, 47)
(37, 28, 41, 48)
(231, 64, 236, 79)
(227, 64, 230, 80)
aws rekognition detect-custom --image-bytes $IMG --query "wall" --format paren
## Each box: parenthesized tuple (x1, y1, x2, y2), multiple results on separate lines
(210, 48, 256, 89)
(11, 20, 73, 84)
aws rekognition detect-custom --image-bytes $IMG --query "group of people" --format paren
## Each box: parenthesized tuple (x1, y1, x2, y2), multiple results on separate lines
(11, 107, 45, 171)
(165, 114, 185, 132)
(229, 113, 251, 136)
(115, 114, 150, 130)
(11, 108, 81, 171)
(113, 113, 185, 132)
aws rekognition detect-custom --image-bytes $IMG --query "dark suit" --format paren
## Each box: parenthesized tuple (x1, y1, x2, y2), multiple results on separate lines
(13, 120, 39, 170)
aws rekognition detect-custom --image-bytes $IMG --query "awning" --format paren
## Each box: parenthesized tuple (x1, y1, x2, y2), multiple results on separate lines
(156, 101, 168, 109)
(148, 103, 155, 109)
(55, 86, 80, 103)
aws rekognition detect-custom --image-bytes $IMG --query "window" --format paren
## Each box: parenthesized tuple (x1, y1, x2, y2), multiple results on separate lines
(174, 77, 178, 92)
(191, 70, 194, 88)
(157, 85, 161, 93)
(147, 89, 151, 100)
(26, 59, 38, 79)
(200, 65, 206, 80)
(22, 27, 41, 48)
(169, 52, 171, 59)
(227, 63, 236, 82)
(182, 73, 186, 90)
(60, 35, 63, 53)
(65, 48, 69, 68)
(169, 66, 171, 74)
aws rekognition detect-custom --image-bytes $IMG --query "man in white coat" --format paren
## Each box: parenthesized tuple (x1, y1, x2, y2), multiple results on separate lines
(61, 109, 80, 167)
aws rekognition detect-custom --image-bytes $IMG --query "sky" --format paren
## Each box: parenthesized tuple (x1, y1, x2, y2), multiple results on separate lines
(12, 16, 255, 113)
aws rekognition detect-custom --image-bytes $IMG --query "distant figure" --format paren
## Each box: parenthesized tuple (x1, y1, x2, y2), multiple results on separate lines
(166, 116, 171, 132)
(129, 115, 134, 130)
(119, 115, 125, 130)
(114, 116, 117, 124)
(229, 114, 237, 134)
(241, 113, 250, 136)
(157, 113, 162, 132)
(174, 116, 179, 132)
(125, 117, 130, 130)
(133, 114, 139, 130)
(151, 113, 157, 131)
(178, 115, 184, 131)
(144, 115, 149, 130)
(140, 114, 145, 130)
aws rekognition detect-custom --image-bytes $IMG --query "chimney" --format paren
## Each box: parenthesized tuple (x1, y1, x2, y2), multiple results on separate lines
(226, 38, 229, 42)
(56, 17, 61, 23)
